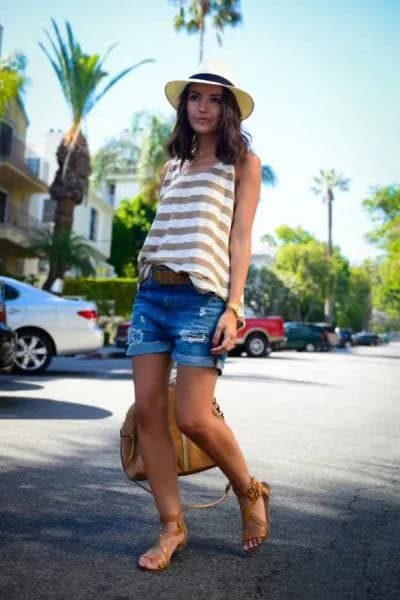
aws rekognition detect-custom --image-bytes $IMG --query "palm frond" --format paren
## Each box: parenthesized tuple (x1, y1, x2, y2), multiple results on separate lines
(93, 59, 154, 107)
(39, 19, 154, 124)
(261, 164, 277, 187)
(311, 168, 351, 198)
(29, 228, 97, 277)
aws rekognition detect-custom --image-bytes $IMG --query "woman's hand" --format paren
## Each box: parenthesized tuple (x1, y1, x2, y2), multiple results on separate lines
(210, 309, 237, 355)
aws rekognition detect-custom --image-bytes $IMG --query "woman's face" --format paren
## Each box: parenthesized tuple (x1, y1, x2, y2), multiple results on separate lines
(186, 83, 224, 135)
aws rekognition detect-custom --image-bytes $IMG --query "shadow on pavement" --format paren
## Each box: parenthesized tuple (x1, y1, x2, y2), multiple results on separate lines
(0, 437, 398, 600)
(223, 373, 336, 387)
(355, 353, 400, 361)
(0, 379, 44, 392)
(0, 397, 112, 420)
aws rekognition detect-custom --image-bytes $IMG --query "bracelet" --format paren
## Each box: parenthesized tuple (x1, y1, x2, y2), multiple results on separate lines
(226, 302, 240, 320)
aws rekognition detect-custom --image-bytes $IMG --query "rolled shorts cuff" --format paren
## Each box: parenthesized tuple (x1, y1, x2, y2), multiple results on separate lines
(126, 341, 171, 357)
(172, 350, 226, 375)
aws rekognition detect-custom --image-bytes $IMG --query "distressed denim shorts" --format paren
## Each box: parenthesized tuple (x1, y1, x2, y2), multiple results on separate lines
(126, 278, 227, 374)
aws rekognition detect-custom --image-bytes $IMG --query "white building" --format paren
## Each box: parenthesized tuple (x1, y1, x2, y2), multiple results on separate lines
(101, 172, 142, 211)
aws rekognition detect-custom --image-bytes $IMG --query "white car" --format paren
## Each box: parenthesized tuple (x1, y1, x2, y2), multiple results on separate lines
(0, 276, 104, 374)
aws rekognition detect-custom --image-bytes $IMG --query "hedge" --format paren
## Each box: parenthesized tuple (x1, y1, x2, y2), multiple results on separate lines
(63, 277, 138, 317)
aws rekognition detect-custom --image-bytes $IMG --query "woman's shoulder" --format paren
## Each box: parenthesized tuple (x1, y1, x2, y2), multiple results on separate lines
(159, 158, 180, 184)
(234, 151, 261, 185)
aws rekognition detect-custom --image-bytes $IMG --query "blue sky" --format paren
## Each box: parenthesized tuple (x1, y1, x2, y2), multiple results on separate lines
(2, 0, 399, 263)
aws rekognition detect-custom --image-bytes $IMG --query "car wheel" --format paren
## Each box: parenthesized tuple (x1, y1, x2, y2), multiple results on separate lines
(245, 333, 270, 358)
(13, 329, 53, 374)
(305, 342, 315, 352)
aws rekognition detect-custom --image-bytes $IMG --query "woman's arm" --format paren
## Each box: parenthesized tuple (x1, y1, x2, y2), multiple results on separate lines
(211, 152, 261, 354)
(228, 152, 261, 307)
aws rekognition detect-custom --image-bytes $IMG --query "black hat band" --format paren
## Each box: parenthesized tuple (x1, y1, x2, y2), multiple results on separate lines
(189, 73, 234, 87)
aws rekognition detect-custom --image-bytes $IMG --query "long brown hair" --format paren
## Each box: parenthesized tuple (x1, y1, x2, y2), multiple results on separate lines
(166, 84, 251, 165)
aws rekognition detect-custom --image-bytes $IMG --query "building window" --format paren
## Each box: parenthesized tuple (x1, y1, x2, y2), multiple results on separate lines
(0, 190, 7, 222)
(42, 197, 55, 223)
(0, 121, 13, 157)
(108, 183, 116, 206)
(26, 156, 40, 177)
(89, 208, 98, 241)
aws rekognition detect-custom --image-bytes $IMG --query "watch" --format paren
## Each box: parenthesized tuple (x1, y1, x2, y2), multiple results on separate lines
(226, 302, 240, 320)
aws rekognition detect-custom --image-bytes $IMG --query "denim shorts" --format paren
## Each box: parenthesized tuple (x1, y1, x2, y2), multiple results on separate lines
(126, 278, 227, 374)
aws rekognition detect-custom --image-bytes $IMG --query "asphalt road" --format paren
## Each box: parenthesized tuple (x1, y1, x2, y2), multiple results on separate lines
(0, 344, 399, 600)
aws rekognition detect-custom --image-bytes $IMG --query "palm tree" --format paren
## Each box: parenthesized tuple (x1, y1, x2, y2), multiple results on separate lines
(261, 164, 277, 187)
(29, 228, 99, 285)
(170, 0, 242, 63)
(39, 19, 154, 289)
(311, 168, 350, 320)
(137, 113, 175, 203)
(0, 52, 27, 117)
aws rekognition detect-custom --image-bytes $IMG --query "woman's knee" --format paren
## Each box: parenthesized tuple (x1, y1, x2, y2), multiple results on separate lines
(176, 411, 209, 438)
(135, 389, 168, 432)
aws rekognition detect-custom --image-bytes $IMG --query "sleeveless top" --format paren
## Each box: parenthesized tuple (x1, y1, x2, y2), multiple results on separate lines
(138, 157, 236, 302)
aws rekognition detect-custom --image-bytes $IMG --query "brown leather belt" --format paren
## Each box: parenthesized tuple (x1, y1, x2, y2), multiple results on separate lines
(150, 265, 190, 285)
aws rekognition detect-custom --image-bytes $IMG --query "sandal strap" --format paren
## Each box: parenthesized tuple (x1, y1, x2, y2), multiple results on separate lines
(234, 476, 271, 546)
(160, 512, 186, 537)
(140, 514, 187, 570)
(141, 543, 169, 569)
(234, 476, 269, 501)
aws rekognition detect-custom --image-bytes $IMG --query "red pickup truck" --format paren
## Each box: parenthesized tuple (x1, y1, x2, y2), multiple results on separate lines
(115, 315, 285, 358)
(234, 316, 285, 357)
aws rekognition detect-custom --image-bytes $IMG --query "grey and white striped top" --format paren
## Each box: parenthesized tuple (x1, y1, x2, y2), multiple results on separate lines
(138, 157, 235, 301)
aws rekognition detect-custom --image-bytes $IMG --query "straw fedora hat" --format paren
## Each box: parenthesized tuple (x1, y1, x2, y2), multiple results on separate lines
(164, 59, 254, 120)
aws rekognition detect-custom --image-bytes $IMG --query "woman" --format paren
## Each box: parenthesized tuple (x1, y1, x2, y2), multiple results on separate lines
(127, 59, 270, 571)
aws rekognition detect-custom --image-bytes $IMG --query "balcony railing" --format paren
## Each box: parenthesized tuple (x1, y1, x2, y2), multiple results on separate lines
(0, 136, 49, 182)
(0, 202, 42, 231)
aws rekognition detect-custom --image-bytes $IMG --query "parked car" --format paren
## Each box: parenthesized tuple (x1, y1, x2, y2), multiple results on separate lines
(235, 316, 285, 357)
(115, 315, 286, 359)
(305, 322, 339, 348)
(335, 327, 353, 348)
(378, 332, 391, 344)
(0, 281, 16, 374)
(352, 331, 380, 346)
(0, 276, 104, 374)
(283, 322, 329, 352)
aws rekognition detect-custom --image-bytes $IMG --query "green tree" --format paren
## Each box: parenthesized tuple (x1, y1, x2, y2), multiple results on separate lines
(170, 0, 242, 62)
(274, 239, 331, 321)
(109, 193, 156, 277)
(91, 111, 173, 202)
(0, 52, 27, 117)
(274, 225, 316, 245)
(29, 228, 98, 281)
(335, 265, 371, 331)
(245, 264, 291, 317)
(137, 113, 174, 203)
(363, 185, 400, 325)
(91, 129, 141, 192)
(311, 168, 350, 320)
(39, 19, 154, 289)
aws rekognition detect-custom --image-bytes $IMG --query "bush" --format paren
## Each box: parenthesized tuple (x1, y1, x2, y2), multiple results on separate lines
(63, 277, 137, 317)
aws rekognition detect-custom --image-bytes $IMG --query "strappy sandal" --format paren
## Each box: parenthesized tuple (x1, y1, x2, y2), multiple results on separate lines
(138, 513, 187, 571)
(234, 476, 271, 555)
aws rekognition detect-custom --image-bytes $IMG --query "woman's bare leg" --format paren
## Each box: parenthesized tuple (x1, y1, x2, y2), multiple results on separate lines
(174, 365, 267, 551)
(131, 353, 185, 568)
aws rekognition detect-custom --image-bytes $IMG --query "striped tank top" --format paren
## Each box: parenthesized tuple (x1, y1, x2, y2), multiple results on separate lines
(138, 157, 235, 301)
